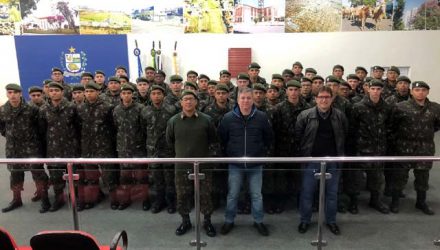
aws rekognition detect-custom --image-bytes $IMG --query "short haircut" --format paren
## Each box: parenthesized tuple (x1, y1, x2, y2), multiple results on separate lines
(237, 87, 253, 98)
(317, 86, 333, 97)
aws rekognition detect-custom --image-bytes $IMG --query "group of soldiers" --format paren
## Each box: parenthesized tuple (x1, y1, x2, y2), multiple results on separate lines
(1, 61, 439, 237)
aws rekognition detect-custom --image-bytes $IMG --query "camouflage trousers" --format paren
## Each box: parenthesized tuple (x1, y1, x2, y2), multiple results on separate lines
(119, 164, 149, 185)
(47, 164, 67, 192)
(78, 164, 120, 192)
(175, 164, 213, 216)
(262, 163, 302, 195)
(389, 162, 432, 192)
(150, 163, 175, 196)
(8, 163, 48, 191)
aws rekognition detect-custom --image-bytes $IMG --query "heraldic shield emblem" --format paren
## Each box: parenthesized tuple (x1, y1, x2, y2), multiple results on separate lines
(60, 46, 87, 77)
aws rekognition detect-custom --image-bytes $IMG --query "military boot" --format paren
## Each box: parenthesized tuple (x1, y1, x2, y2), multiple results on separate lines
(2, 189, 23, 213)
(415, 191, 434, 215)
(151, 192, 165, 214)
(166, 192, 176, 214)
(389, 191, 400, 214)
(49, 190, 65, 212)
(39, 190, 51, 214)
(369, 191, 389, 214)
(348, 194, 359, 214)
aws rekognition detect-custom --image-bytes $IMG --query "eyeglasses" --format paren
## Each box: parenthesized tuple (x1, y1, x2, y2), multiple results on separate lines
(316, 96, 332, 100)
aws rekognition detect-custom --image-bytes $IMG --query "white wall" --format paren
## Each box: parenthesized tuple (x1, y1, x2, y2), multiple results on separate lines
(0, 37, 20, 104)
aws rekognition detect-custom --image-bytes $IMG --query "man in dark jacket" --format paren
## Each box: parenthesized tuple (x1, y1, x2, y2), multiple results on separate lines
(218, 87, 273, 236)
(295, 86, 348, 235)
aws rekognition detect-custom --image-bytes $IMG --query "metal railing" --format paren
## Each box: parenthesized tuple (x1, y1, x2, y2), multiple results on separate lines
(1, 156, 440, 250)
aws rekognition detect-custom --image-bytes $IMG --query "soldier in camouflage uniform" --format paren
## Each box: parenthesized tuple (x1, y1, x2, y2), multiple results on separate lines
(94, 70, 107, 92)
(71, 84, 85, 106)
(77, 82, 118, 210)
(389, 81, 440, 215)
(349, 79, 393, 214)
(372, 65, 385, 80)
(186, 70, 198, 83)
(142, 85, 178, 214)
(304, 68, 317, 79)
(28, 86, 46, 108)
(271, 74, 286, 102)
(134, 77, 151, 106)
(113, 84, 149, 210)
(248, 62, 267, 87)
(0, 84, 49, 213)
(166, 90, 217, 237)
(252, 84, 269, 112)
(381, 66, 400, 99)
(197, 74, 211, 111)
(300, 77, 314, 104)
(80, 72, 94, 86)
(230, 73, 251, 103)
(219, 70, 234, 90)
(101, 76, 121, 107)
(266, 84, 281, 109)
(292, 61, 304, 79)
(144, 66, 156, 85)
(207, 80, 217, 102)
(153, 70, 171, 95)
(164, 75, 183, 111)
(282, 69, 294, 83)
(51, 67, 72, 101)
(311, 75, 324, 99)
(267, 80, 310, 214)
(38, 82, 80, 212)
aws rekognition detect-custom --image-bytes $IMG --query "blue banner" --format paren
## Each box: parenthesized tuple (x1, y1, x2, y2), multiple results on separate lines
(14, 35, 129, 99)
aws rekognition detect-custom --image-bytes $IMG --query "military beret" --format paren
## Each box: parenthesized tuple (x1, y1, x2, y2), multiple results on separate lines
(121, 84, 135, 92)
(51, 67, 63, 73)
(365, 77, 373, 83)
(187, 70, 198, 76)
(292, 61, 303, 68)
(272, 74, 284, 81)
(115, 65, 127, 72)
(340, 81, 351, 89)
(28, 86, 43, 94)
(184, 81, 198, 90)
(373, 65, 385, 71)
(253, 83, 267, 92)
(305, 68, 317, 74)
(181, 90, 199, 100)
(108, 76, 120, 83)
(248, 62, 261, 69)
(282, 69, 294, 76)
(48, 82, 64, 90)
(219, 70, 231, 76)
(347, 74, 360, 81)
(144, 66, 156, 71)
(388, 66, 400, 75)
(325, 75, 340, 84)
(136, 77, 149, 83)
(301, 77, 312, 83)
(312, 75, 325, 82)
(72, 84, 85, 92)
(237, 73, 250, 81)
(81, 72, 93, 78)
(85, 82, 101, 90)
(43, 79, 52, 85)
(268, 84, 280, 91)
(397, 76, 411, 84)
(198, 74, 210, 81)
(208, 80, 218, 86)
(155, 70, 166, 77)
(215, 84, 229, 92)
(286, 80, 301, 88)
(369, 79, 384, 88)
(5, 83, 22, 92)
(150, 85, 165, 93)
(170, 75, 183, 82)
(119, 76, 129, 82)
(412, 81, 430, 90)
(333, 64, 344, 71)
(355, 66, 368, 73)
(95, 70, 105, 76)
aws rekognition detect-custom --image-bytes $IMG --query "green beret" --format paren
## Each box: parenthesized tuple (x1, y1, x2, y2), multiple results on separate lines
(72, 84, 85, 92)
(136, 77, 148, 83)
(81, 72, 93, 78)
(340, 81, 351, 89)
(187, 70, 198, 76)
(305, 68, 317, 74)
(388, 66, 400, 75)
(150, 85, 165, 93)
(170, 75, 183, 82)
(325, 75, 340, 84)
(268, 84, 280, 91)
(144, 66, 156, 71)
(215, 84, 229, 92)
(373, 65, 385, 71)
(286, 80, 301, 88)
(292, 76, 302, 82)
(184, 81, 198, 90)
(108, 76, 120, 83)
(365, 77, 373, 83)
(272, 74, 284, 81)
(95, 70, 105, 76)
(397, 76, 411, 84)
(5, 83, 22, 92)
(347, 74, 360, 81)
(237, 73, 250, 81)
(121, 84, 135, 92)
(119, 76, 129, 82)
(355, 66, 368, 73)
(181, 90, 199, 100)
(155, 70, 166, 77)
(369, 79, 384, 88)
(248, 62, 261, 69)
(312, 75, 324, 82)
(115, 65, 127, 72)
(219, 70, 231, 76)
(292, 61, 303, 68)
(301, 77, 312, 83)
(282, 69, 294, 76)
(48, 82, 64, 90)
(198, 74, 210, 81)
(85, 82, 101, 90)
(51, 67, 63, 73)
(253, 83, 267, 92)
(43, 79, 52, 85)
(333, 64, 344, 71)
(208, 80, 218, 86)
(412, 81, 430, 90)
(28, 86, 43, 94)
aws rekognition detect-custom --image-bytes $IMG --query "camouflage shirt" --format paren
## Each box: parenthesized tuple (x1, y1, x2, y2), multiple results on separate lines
(385, 92, 410, 106)
(381, 79, 397, 99)
(202, 101, 233, 127)
(164, 93, 182, 112)
(100, 89, 121, 107)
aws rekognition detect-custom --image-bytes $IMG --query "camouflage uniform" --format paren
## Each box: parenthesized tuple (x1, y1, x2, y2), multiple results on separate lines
(61, 83, 73, 101)
(134, 92, 150, 106)
(197, 91, 211, 111)
(381, 79, 397, 99)
(164, 93, 182, 112)
(100, 89, 121, 107)
(113, 102, 148, 207)
(385, 92, 410, 106)
(250, 76, 267, 87)
(142, 101, 178, 210)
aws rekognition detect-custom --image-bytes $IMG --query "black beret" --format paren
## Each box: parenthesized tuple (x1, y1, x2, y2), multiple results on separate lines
(186, 70, 198, 76)
(184, 81, 198, 90)
(215, 84, 229, 92)
(48, 82, 64, 90)
(136, 77, 149, 83)
(151, 85, 165, 93)
(108, 76, 120, 83)
(282, 69, 294, 76)
(72, 84, 85, 92)
(347, 74, 360, 81)
(81, 72, 93, 78)
(181, 90, 198, 100)
(95, 70, 105, 76)
(272, 74, 284, 81)
(340, 81, 351, 89)
(28, 86, 43, 94)
(301, 77, 312, 83)
(51, 67, 63, 73)
(248, 62, 261, 69)
(369, 79, 384, 88)
(208, 80, 218, 86)
(388, 66, 400, 75)
(170, 75, 183, 82)
(237, 73, 250, 81)
(397, 76, 411, 84)
(5, 83, 22, 92)
(268, 84, 280, 91)
(121, 84, 135, 92)
(85, 82, 101, 90)
(155, 70, 166, 77)
(253, 83, 267, 92)
(292, 61, 303, 68)
(333, 64, 344, 71)
(115, 65, 127, 72)
(412, 81, 430, 90)
(373, 65, 385, 71)
(312, 75, 324, 82)
(286, 80, 301, 88)
(198, 74, 210, 80)
(355, 66, 368, 73)
(219, 70, 231, 76)
(305, 68, 317, 74)
(119, 75, 129, 82)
